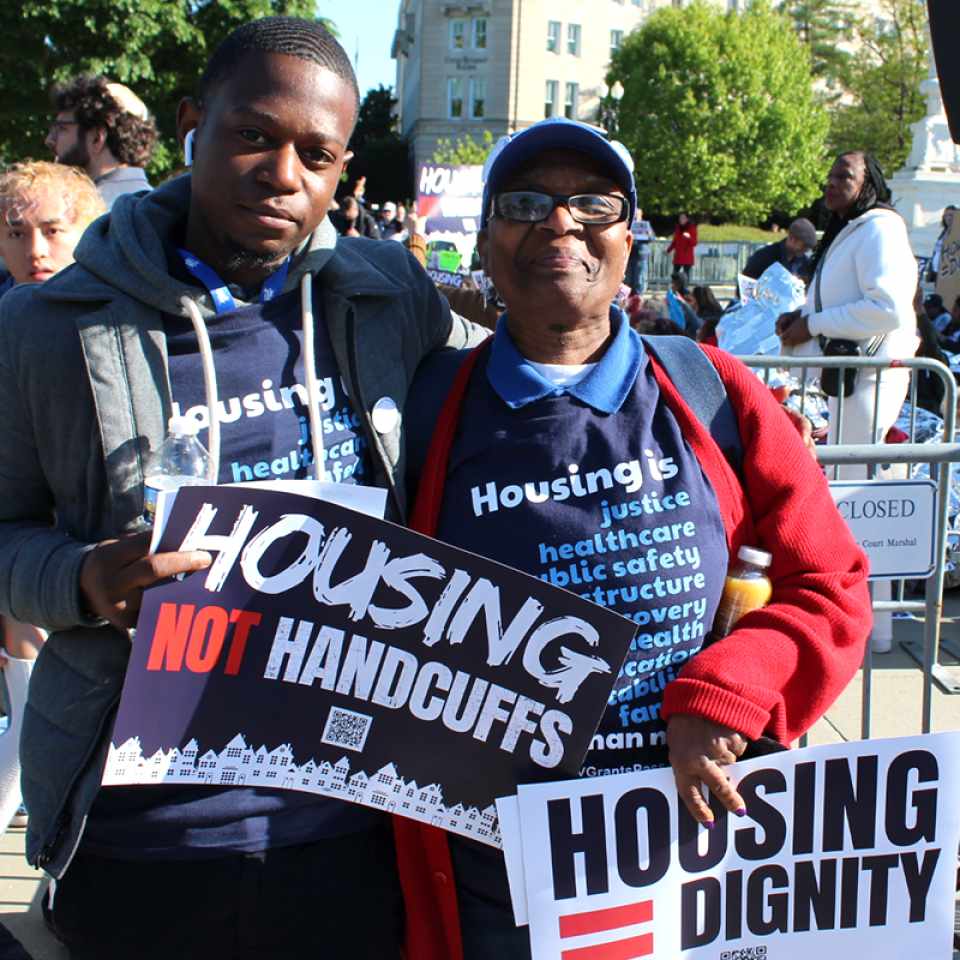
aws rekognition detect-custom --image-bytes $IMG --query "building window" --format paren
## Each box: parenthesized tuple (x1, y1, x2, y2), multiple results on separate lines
(547, 21, 560, 54)
(451, 18, 465, 50)
(473, 18, 487, 50)
(567, 24, 581, 57)
(545, 80, 559, 118)
(610, 29, 623, 59)
(471, 76, 485, 118)
(564, 82, 579, 120)
(449, 77, 464, 118)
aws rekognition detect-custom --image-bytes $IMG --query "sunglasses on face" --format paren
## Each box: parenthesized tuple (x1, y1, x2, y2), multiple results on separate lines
(491, 191, 629, 225)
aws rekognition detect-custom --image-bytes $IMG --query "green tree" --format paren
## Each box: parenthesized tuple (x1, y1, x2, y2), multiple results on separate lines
(826, 0, 927, 175)
(0, 1, 335, 178)
(431, 131, 495, 166)
(610, 0, 827, 224)
(347, 85, 412, 204)
(351, 84, 397, 152)
(779, 0, 856, 81)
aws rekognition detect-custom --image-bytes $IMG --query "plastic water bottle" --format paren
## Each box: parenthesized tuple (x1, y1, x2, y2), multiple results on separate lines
(143, 416, 215, 525)
(712, 546, 773, 638)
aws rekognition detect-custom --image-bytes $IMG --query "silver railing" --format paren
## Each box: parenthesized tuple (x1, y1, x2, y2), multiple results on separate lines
(644, 240, 766, 289)
(741, 354, 959, 737)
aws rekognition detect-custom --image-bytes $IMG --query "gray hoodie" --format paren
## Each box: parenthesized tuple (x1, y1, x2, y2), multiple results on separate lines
(0, 173, 483, 876)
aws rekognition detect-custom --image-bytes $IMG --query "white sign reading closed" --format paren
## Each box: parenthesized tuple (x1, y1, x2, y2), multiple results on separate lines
(829, 479, 938, 579)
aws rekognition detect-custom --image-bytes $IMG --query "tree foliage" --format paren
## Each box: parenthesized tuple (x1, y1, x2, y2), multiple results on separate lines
(351, 85, 397, 152)
(825, 0, 927, 176)
(0, 0, 334, 178)
(431, 131, 495, 166)
(346, 85, 411, 205)
(610, 0, 827, 224)
(779, 0, 856, 80)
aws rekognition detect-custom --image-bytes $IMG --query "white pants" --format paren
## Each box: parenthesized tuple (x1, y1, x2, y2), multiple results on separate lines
(826, 366, 910, 468)
(827, 366, 910, 643)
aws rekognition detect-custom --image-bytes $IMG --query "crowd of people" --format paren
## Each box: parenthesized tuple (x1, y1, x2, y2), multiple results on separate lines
(0, 13, 952, 960)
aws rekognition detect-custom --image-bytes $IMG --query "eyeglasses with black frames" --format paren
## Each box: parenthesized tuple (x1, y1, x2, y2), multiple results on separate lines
(491, 191, 629, 225)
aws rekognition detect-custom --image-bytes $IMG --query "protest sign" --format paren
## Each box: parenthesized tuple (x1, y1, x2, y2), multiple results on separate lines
(506, 732, 960, 959)
(936, 214, 960, 305)
(416, 162, 483, 236)
(103, 485, 637, 847)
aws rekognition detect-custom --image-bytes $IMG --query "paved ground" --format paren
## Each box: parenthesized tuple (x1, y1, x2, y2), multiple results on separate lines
(0, 588, 957, 959)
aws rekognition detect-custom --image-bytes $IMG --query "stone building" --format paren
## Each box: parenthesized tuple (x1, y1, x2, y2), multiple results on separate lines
(391, 0, 890, 174)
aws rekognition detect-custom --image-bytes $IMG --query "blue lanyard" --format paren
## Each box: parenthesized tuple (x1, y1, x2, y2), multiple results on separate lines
(175, 249, 291, 313)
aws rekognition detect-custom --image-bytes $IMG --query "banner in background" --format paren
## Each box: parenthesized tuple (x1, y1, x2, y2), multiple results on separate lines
(416, 162, 483, 237)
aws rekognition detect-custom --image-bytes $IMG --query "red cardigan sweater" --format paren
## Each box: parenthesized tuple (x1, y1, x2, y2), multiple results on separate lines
(396, 341, 871, 960)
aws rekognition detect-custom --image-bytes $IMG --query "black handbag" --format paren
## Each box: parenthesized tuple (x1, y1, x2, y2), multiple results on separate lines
(813, 250, 885, 398)
(820, 338, 860, 397)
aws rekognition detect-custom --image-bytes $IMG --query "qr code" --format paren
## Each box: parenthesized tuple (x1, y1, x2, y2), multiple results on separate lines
(720, 948, 767, 960)
(321, 707, 373, 752)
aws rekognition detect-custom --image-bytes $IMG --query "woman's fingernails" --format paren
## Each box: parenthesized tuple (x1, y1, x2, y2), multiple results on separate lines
(703, 820, 715, 831)
(734, 807, 747, 818)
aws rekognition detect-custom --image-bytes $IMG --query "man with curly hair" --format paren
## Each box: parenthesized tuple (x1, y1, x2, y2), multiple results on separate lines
(45, 75, 157, 209)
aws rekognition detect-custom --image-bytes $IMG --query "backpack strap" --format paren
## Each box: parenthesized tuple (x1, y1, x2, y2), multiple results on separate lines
(406, 338, 493, 534)
(640, 335, 744, 478)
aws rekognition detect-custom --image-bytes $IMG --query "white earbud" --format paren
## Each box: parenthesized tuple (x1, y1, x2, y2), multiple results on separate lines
(184, 129, 196, 167)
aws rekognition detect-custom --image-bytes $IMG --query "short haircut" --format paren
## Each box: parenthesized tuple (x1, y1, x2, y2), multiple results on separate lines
(51, 76, 158, 168)
(0, 160, 106, 229)
(199, 17, 361, 124)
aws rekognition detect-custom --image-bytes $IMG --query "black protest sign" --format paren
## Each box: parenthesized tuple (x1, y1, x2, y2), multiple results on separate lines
(105, 485, 638, 846)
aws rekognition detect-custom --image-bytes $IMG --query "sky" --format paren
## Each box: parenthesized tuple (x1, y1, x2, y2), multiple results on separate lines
(318, 0, 400, 98)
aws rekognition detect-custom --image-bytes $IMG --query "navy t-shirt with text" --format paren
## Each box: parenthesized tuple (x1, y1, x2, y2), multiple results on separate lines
(83, 277, 376, 859)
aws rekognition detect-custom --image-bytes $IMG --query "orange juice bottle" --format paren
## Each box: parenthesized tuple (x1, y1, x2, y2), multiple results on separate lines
(712, 546, 773, 638)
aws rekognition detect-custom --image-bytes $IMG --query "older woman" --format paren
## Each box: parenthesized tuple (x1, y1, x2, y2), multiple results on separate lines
(777, 153, 917, 452)
(398, 118, 870, 960)
(777, 152, 917, 653)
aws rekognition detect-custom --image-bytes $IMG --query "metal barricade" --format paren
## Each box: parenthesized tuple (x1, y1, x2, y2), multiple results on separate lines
(740, 353, 960, 737)
(645, 240, 765, 290)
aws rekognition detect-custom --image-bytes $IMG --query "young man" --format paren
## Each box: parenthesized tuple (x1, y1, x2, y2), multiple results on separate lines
(1, 17, 481, 959)
(0, 160, 104, 296)
(45, 75, 157, 209)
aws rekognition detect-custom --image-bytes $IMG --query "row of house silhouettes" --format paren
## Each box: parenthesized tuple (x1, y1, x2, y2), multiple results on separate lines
(104, 733, 501, 846)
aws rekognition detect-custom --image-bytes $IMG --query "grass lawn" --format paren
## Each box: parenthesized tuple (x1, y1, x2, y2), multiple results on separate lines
(698, 224, 782, 243)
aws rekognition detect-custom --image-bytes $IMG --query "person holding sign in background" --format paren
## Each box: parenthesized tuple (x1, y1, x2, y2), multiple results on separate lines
(397, 117, 871, 960)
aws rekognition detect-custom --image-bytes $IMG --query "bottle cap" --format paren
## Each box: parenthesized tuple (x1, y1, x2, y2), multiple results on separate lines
(737, 545, 772, 568)
(167, 415, 202, 436)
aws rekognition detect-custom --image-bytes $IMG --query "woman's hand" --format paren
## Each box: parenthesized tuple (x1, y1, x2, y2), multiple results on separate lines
(667, 713, 749, 824)
(776, 311, 812, 347)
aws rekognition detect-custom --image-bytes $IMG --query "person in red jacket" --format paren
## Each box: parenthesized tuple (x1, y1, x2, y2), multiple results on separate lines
(397, 117, 870, 960)
(667, 211, 697, 282)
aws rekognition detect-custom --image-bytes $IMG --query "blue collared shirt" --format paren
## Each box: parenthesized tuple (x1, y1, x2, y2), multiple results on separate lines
(486, 307, 643, 414)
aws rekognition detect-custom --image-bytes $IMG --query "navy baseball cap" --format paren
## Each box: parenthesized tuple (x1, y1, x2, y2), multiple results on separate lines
(480, 117, 637, 228)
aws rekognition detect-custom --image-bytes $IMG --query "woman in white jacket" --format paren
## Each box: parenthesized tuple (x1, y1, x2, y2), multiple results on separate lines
(778, 152, 918, 652)
(778, 152, 917, 449)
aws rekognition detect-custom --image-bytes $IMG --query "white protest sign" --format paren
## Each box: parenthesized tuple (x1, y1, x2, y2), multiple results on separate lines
(509, 732, 960, 960)
(829, 480, 938, 579)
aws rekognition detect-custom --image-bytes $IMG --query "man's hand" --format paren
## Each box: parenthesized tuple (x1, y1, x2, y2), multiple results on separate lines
(79, 532, 212, 630)
(667, 713, 749, 824)
(776, 311, 812, 347)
